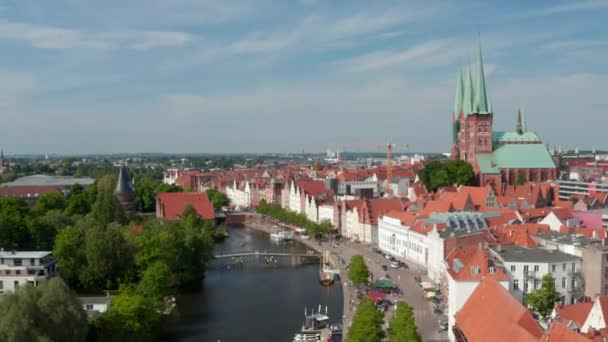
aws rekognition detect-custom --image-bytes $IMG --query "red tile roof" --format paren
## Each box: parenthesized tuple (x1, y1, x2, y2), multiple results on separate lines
(296, 180, 327, 197)
(541, 322, 590, 342)
(445, 246, 509, 282)
(157, 192, 214, 221)
(554, 301, 593, 327)
(459, 186, 493, 208)
(455, 276, 543, 342)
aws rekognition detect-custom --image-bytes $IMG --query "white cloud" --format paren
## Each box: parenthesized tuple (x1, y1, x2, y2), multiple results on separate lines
(0, 19, 192, 50)
(524, 0, 608, 16)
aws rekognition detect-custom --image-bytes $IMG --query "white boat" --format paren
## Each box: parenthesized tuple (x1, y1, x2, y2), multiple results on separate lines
(270, 232, 282, 241)
(270, 230, 294, 242)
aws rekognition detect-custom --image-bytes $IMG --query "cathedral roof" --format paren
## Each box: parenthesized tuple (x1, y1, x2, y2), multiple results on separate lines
(492, 131, 541, 143)
(454, 68, 464, 115)
(462, 64, 475, 115)
(476, 144, 556, 174)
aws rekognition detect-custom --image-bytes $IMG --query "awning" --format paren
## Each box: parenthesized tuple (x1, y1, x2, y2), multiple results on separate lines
(368, 291, 386, 303)
(421, 281, 435, 290)
(374, 279, 397, 289)
(425, 291, 437, 299)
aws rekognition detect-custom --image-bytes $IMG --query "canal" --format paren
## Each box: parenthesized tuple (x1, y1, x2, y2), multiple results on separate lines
(162, 226, 344, 342)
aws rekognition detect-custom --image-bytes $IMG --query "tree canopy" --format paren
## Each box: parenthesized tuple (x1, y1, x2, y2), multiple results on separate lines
(527, 273, 562, 321)
(418, 160, 475, 192)
(348, 255, 370, 286)
(206, 188, 229, 210)
(388, 301, 421, 342)
(0, 277, 87, 342)
(257, 199, 334, 236)
(346, 298, 384, 342)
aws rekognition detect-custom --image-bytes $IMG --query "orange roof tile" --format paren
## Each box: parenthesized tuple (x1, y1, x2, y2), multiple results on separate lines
(445, 246, 509, 282)
(555, 301, 593, 327)
(541, 322, 590, 342)
(157, 192, 215, 221)
(455, 276, 543, 342)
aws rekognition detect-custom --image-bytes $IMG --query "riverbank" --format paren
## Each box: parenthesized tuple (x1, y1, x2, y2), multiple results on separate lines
(244, 219, 355, 330)
(244, 217, 448, 341)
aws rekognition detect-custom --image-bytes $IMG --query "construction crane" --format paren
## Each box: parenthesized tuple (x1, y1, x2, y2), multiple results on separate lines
(384, 143, 408, 198)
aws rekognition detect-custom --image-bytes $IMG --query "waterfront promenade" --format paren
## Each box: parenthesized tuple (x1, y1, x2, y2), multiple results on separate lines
(243, 218, 448, 341)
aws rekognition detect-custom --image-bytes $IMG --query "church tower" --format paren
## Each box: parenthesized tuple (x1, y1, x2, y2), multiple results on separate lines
(453, 42, 494, 165)
(114, 163, 136, 213)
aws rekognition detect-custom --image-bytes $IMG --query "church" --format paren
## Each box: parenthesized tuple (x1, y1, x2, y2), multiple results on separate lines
(450, 44, 557, 191)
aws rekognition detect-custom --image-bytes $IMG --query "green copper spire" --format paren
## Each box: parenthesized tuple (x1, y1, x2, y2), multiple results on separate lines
(453, 69, 464, 115)
(516, 109, 523, 134)
(462, 64, 475, 115)
(521, 105, 527, 132)
(474, 42, 489, 114)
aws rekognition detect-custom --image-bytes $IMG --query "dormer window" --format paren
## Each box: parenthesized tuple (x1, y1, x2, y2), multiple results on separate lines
(489, 266, 495, 273)
(471, 266, 480, 275)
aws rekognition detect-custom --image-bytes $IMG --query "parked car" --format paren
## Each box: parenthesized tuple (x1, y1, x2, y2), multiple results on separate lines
(384, 254, 392, 260)
(438, 319, 448, 331)
(390, 261, 400, 269)
(382, 265, 388, 271)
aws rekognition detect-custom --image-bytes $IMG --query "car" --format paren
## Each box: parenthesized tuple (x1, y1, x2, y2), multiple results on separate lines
(381, 265, 388, 271)
(384, 254, 392, 259)
(390, 261, 400, 269)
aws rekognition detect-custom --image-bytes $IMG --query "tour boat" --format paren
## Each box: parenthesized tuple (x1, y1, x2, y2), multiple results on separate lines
(319, 271, 334, 286)
(293, 307, 333, 342)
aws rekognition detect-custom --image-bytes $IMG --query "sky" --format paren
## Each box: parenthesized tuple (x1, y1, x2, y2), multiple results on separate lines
(0, 0, 607, 154)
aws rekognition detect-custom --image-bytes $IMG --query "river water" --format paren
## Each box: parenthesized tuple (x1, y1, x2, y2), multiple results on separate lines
(162, 226, 344, 342)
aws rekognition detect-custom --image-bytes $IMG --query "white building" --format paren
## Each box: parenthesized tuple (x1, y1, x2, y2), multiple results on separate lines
(79, 296, 112, 317)
(225, 180, 252, 208)
(378, 213, 430, 267)
(318, 203, 335, 225)
(0, 251, 57, 294)
(490, 245, 583, 305)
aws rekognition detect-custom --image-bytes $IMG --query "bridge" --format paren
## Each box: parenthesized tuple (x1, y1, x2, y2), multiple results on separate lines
(213, 250, 320, 259)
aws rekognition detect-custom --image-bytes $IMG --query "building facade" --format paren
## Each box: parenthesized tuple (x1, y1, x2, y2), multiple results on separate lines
(0, 251, 57, 294)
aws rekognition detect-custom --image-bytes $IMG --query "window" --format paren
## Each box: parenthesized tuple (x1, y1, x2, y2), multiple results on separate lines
(15, 270, 20, 275)
(534, 265, 539, 272)
(551, 264, 556, 272)
(14, 281, 18, 288)
(524, 281, 529, 293)
(510, 265, 516, 272)
(562, 277, 566, 288)
(572, 278, 576, 288)
(0, 280, 3, 289)
(85, 304, 93, 310)
(14, 259, 22, 266)
(604, 268, 608, 280)
(572, 263, 576, 272)
(489, 266, 495, 274)
(30, 258, 35, 266)
(513, 279, 519, 290)
(534, 279, 539, 290)
(563, 263, 566, 271)
(524, 265, 529, 274)
(604, 285, 608, 295)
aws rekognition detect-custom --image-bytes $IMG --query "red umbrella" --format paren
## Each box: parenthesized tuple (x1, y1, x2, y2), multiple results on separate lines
(368, 291, 386, 304)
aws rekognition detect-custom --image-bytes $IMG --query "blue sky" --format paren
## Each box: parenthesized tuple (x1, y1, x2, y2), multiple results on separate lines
(0, 0, 607, 154)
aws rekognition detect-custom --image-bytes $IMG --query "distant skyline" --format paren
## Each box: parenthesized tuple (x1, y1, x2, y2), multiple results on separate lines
(0, 0, 607, 154)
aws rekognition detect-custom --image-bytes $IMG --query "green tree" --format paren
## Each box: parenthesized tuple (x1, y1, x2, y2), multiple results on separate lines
(53, 225, 85, 288)
(80, 222, 135, 291)
(137, 260, 174, 305)
(97, 292, 160, 342)
(515, 173, 527, 186)
(0, 197, 31, 249)
(0, 277, 87, 342)
(206, 188, 229, 210)
(134, 177, 159, 212)
(346, 298, 384, 342)
(388, 301, 421, 342)
(527, 273, 562, 321)
(65, 184, 91, 216)
(419, 160, 474, 192)
(33, 192, 66, 215)
(91, 175, 126, 225)
(348, 255, 370, 286)
(155, 182, 183, 193)
(28, 209, 72, 250)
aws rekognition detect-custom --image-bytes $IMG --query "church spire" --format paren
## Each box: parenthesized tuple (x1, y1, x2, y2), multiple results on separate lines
(516, 109, 524, 134)
(474, 41, 489, 114)
(454, 68, 464, 116)
(521, 105, 527, 132)
(462, 64, 475, 115)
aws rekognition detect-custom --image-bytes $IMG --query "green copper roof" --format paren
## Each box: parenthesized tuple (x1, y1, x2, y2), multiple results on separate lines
(453, 69, 463, 115)
(462, 64, 475, 115)
(492, 131, 541, 143)
(476, 143, 556, 174)
(521, 106, 527, 132)
(474, 42, 490, 114)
